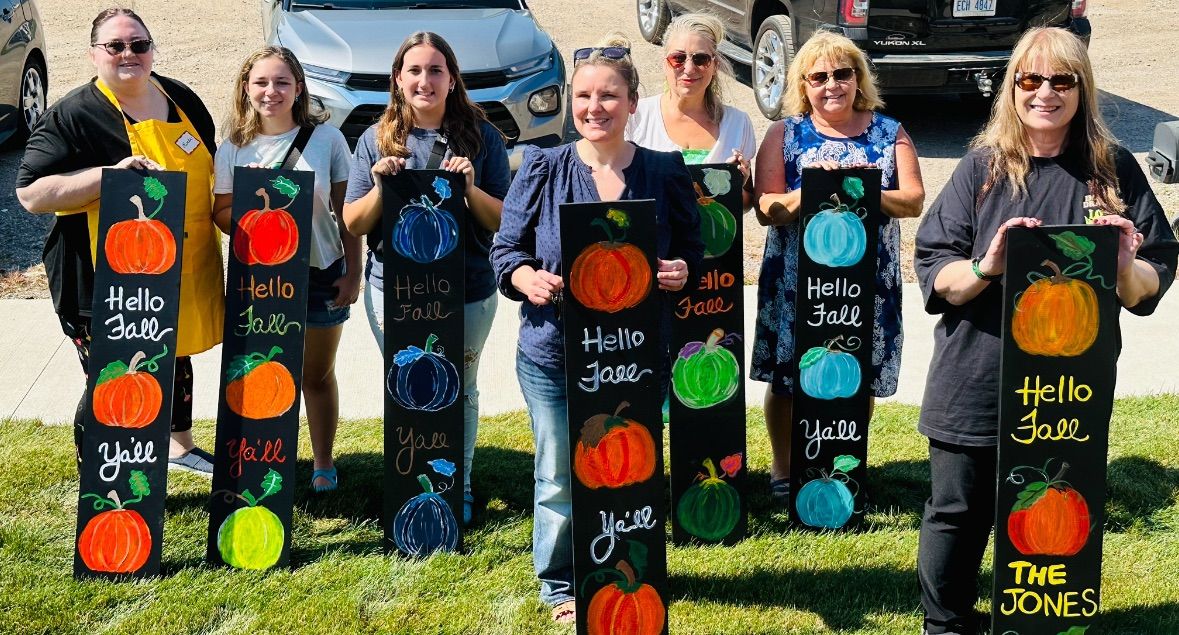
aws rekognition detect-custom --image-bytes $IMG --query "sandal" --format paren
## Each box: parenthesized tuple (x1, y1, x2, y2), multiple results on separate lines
(551, 600, 576, 624)
(311, 467, 338, 493)
(463, 491, 474, 526)
(770, 477, 791, 502)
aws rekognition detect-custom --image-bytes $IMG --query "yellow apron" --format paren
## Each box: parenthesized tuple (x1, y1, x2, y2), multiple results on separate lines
(84, 78, 225, 356)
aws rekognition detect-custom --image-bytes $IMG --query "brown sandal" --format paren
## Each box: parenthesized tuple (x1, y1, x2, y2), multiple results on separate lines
(551, 600, 576, 624)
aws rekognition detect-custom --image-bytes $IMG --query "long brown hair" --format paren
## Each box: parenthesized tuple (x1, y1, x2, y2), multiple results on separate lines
(377, 32, 492, 159)
(226, 46, 328, 147)
(972, 27, 1125, 214)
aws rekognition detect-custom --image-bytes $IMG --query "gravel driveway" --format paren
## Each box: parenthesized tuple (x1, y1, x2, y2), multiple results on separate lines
(2, 0, 1176, 297)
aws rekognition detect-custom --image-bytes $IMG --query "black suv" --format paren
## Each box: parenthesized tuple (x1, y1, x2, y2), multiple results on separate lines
(637, 0, 1091, 119)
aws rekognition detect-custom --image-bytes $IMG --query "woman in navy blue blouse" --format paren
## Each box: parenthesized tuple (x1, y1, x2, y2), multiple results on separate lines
(490, 36, 703, 624)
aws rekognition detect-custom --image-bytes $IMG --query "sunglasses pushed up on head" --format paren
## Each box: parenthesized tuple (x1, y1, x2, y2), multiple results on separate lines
(665, 51, 715, 69)
(92, 38, 153, 55)
(572, 47, 630, 64)
(1013, 71, 1079, 93)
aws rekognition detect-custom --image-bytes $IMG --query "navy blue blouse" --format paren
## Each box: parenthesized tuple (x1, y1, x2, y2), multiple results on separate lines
(491, 143, 704, 368)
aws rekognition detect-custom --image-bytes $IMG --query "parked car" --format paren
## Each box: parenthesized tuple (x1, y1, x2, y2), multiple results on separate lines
(0, 0, 46, 144)
(637, 0, 1091, 120)
(261, 0, 566, 168)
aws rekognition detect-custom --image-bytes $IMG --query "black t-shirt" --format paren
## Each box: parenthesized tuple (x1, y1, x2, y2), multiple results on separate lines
(914, 145, 1179, 446)
(17, 74, 216, 320)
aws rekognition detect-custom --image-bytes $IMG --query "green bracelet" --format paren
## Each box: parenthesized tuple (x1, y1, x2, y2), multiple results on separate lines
(971, 257, 1002, 281)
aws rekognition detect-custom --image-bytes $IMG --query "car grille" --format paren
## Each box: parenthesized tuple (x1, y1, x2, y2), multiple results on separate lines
(345, 70, 512, 93)
(340, 102, 520, 149)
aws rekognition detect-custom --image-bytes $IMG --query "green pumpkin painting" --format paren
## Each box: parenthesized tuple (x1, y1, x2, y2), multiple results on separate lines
(693, 168, 738, 258)
(216, 469, 285, 569)
(676, 454, 743, 541)
(672, 329, 741, 409)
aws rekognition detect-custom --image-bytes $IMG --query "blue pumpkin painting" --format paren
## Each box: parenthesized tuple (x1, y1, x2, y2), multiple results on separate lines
(795, 455, 861, 529)
(803, 175, 868, 268)
(393, 459, 459, 556)
(388, 333, 460, 412)
(391, 176, 460, 264)
(798, 335, 862, 400)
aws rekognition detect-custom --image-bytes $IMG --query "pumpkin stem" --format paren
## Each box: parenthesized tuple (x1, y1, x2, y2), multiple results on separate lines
(129, 195, 147, 221)
(702, 457, 720, 481)
(108, 489, 124, 510)
(826, 335, 845, 351)
(705, 329, 724, 349)
(1051, 461, 1071, 484)
(613, 401, 630, 417)
(417, 474, 435, 494)
(424, 334, 439, 354)
(80, 492, 118, 511)
(126, 351, 147, 374)
(693, 182, 714, 205)
(255, 187, 272, 213)
(1041, 259, 1067, 282)
(616, 560, 638, 588)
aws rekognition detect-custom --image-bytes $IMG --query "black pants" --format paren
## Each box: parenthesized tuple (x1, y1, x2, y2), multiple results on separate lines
(61, 315, 194, 468)
(918, 438, 998, 635)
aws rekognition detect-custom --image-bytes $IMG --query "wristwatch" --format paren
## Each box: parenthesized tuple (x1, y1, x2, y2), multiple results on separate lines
(971, 257, 1002, 281)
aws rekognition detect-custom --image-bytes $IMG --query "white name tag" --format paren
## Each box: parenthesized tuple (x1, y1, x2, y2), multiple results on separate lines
(176, 131, 200, 155)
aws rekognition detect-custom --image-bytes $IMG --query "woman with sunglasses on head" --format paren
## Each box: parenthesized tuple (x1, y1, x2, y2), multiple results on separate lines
(212, 46, 360, 493)
(625, 13, 754, 207)
(16, 7, 224, 475)
(751, 30, 925, 504)
(341, 31, 510, 522)
(914, 28, 1176, 635)
(490, 35, 703, 624)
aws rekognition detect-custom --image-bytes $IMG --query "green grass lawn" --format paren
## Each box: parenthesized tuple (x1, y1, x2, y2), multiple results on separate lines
(2, 398, 1177, 635)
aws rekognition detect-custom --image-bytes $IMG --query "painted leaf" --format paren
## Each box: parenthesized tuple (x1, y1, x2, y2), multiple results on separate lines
(628, 540, 649, 580)
(143, 176, 168, 201)
(701, 168, 731, 197)
(606, 208, 630, 229)
(1012, 481, 1050, 512)
(678, 341, 705, 360)
(128, 469, 151, 498)
(427, 458, 456, 478)
(226, 347, 283, 383)
(833, 455, 861, 474)
(719, 453, 743, 477)
(1051, 231, 1096, 260)
(842, 176, 865, 201)
(271, 175, 300, 199)
(433, 176, 452, 200)
(1058, 626, 1089, 635)
(96, 360, 131, 386)
(393, 345, 425, 367)
(798, 346, 827, 370)
(260, 469, 283, 499)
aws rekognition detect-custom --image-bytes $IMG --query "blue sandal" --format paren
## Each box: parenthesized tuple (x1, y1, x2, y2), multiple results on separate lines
(770, 477, 791, 502)
(311, 467, 338, 493)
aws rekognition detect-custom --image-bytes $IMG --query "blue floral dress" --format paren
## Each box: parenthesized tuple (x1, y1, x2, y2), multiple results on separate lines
(751, 112, 904, 397)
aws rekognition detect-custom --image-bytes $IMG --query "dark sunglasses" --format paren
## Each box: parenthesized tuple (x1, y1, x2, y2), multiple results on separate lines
(666, 51, 715, 69)
(804, 67, 856, 87)
(572, 47, 630, 63)
(1014, 71, 1079, 93)
(92, 39, 153, 55)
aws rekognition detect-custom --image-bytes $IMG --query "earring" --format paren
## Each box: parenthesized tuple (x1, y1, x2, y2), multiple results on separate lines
(449, 83, 455, 91)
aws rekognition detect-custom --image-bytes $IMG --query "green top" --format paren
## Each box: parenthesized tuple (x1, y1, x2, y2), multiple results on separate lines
(680, 148, 710, 165)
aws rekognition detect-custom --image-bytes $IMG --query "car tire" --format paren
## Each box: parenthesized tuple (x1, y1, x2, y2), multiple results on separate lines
(753, 15, 794, 120)
(637, 0, 671, 44)
(18, 56, 47, 141)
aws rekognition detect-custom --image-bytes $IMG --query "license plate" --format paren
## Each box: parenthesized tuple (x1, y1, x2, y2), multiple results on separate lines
(953, 0, 996, 17)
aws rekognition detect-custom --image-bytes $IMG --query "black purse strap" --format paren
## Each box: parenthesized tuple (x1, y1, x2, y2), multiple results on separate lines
(280, 126, 315, 170)
(424, 131, 448, 169)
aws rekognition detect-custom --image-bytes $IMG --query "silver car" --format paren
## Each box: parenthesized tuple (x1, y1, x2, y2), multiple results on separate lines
(262, 0, 566, 168)
(0, 0, 46, 144)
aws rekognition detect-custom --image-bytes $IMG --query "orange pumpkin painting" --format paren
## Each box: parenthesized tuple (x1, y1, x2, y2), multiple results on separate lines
(1007, 461, 1091, 557)
(78, 470, 152, 574)
(1012, 259, 1099, 357)
(105, 187, 177, 275)
(585, 554, 665, 635)
(573, 401, 656, 489)
(233, 178, 301, 266)
(225, 345, 296, 420)
(568, 209, 652, 313)
(93, 349, 165, 428)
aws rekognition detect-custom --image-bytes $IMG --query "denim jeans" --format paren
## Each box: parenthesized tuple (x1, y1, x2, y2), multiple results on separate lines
(365, 281, 497, 494)
(515, 349, 573, 606)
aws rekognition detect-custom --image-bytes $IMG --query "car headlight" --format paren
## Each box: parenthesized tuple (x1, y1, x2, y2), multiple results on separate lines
(505, 50, 554, 78)
(303, 64, 350, 85)
(528, 86, 561, 116)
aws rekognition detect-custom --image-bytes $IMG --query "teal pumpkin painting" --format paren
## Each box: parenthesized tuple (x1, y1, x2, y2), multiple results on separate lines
(803, 176, 867, 268)
(672, 329, 741, 409)
(798, 335, 862, 400)
(795, 455, 860, 529)
(216, 469, 285, 569)
(676, 454, 743, 541)
(694, 168, 738, 258)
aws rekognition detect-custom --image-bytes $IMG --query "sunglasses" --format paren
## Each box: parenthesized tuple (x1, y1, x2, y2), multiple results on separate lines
(92, 39, 153, 55)
(572, 47, 630, 63)
(804, 67, 855, 87)
(1013, 71, 1079, 93)
(666, 51, 715, 69)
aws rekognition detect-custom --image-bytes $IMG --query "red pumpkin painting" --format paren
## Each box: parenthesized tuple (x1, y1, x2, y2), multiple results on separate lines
(1012, 259, 1099, 357)
(77, 470, 152, 574)
(585, 545, 665, 635)
(92, 349, 165, 428)
(105, 189, 177, 275)
(1007, 461, 1091, 556)
(573, 401, 656, 489)
(233, 177, 301, 266)
(568, 209, 652, 313)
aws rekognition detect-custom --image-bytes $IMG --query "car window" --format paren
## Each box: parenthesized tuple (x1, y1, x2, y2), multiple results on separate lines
(291, 0, 522, 10)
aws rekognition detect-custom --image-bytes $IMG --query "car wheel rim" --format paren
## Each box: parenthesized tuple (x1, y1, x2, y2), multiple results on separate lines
(755, 30, 784, 113)
(22, 66, 45, 129)
(637, 0, 658, 34)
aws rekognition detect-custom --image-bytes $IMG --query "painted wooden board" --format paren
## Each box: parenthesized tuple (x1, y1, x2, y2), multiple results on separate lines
(993, 225, 1119, 635)
(381, 171, 467, 557)
(561, 200, 668, 635)
(74, 169, 187, 579)
(669, 163, 747, 545)
(789, 168, 881, 531)
(206, 167, 313, 570)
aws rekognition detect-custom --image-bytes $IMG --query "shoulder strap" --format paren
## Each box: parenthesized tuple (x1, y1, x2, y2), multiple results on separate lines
(424, 131, 449, 170)
(281, 126, 315, 170)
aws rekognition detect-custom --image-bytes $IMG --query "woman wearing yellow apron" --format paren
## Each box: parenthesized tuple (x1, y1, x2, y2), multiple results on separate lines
(16, 7, 223, 474)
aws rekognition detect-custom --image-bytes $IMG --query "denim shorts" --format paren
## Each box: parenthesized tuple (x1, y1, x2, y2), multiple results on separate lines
(306, 257, 350, 328)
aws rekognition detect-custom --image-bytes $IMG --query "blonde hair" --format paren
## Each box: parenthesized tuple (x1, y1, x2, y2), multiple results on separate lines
(226, 46, 327, 147)
(571, 32, 640, 103)
(972, 27, 1124, 214)
(783, 31, 883, 116)
(661, 13, 733, 123)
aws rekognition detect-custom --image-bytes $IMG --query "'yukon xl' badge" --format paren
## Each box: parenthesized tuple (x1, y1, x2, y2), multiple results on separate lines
(875, 34, 926, 46)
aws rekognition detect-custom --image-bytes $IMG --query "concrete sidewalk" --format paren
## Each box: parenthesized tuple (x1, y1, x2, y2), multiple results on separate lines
(3, 284, 1178, 425)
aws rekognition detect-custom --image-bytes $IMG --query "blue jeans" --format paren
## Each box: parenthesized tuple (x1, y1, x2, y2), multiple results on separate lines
(365, 281, 497, 494)
(515, 350, 573, 606)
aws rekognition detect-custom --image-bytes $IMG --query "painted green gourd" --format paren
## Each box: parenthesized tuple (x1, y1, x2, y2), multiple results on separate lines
(676, 457, 741, 541)
(216, 469, 285, 570)
(672, 329, 741, 409)
(694, 182, 737, 258)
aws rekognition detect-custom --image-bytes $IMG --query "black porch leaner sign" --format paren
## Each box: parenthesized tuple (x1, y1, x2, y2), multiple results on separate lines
(74, 169, 186, 579)
(381, 170, 467, 557)
(789, 167, 880, 531)
(993, 225, 1118, 635)
(669, 163, 747, 545)
(561, 200, 668, 635)
(207, 167, 313, 570)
